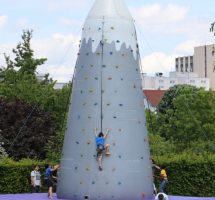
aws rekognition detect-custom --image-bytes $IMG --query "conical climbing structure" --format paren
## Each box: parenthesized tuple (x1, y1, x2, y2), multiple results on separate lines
(57, 0, 154, 199)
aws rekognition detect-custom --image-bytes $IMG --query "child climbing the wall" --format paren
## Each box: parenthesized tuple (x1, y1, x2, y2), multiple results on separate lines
(94, 128, 111, 171)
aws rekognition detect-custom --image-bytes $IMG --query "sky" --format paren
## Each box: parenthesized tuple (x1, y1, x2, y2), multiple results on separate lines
(0, 0, 215, 82)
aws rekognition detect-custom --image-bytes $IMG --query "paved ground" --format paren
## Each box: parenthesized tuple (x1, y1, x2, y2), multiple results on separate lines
(0, 193, 215, 200)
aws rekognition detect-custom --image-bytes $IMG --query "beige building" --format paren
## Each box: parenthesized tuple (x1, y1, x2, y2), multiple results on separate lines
(175, 44, 215, 90)
(193, 44, 215, 90)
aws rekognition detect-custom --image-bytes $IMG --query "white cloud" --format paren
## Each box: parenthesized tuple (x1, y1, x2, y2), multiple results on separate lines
(0, 33, 80, 82)
(131, 3, 211, 40)
(47, 0, 87, 11)
(131, 4, 188, 24)
(32, 33, 80, 82)
(0, 15, 8, 29)
(141, 52, 178, 76)
(174, 40, 202, 55)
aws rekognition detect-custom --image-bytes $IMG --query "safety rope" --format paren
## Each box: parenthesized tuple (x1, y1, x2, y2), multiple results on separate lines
(8, 104, 37, 152)
(100, 16, 105, 133)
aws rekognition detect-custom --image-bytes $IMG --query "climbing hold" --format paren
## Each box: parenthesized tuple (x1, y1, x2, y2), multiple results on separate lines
(138, 121, 141, 124)
(118, 155, 122, 159)
(82, 128, 86, 132)
(105, 182, 109, 185)
(88, 115, 92, 119)
(92, 181, 95, 185)
(84, 77, 88, 80)
(87, 140, 91, 144)
(141, 157, 144, 160)
(80, 90, 83, 94)
(121, 78, 124, 81)
(82, 102, 87, 106)
(113, 116, 117, 119)
(118, 182, 122, 185)
(102, 90, 105, 93)
(85, 167, 90, 171)
(80, 154, 84, 158)
(94, 77, 98, 80)
(98, 27, 101, 31)
(78, 115, 81, 119)
(112, 167, 116, 171)
(96, 52, 101, 55)
(102, 64, 106, 68)
(118, 128, 122, 132)
(113, 142, 116, 146)
(80, 181, 83, 185)
(94, 102, 98, 106)
(107, 103, 111, 106)
(86, 53, 89, 55)
(110, 52, 113, 55)
(90, 64, 94, 67)
(76, 141, 79, 145)
(119, 104, 123, 107)
(81, 65, 84, 68)
(108, 77, 112, 80)
(89, 90, 93, 93)
(116, 40, 120, 43)
(122, 53, 125, 56)
(115, 65, 119, 69)
(74, 167, 78, 170)
(110, 27, 114, 30)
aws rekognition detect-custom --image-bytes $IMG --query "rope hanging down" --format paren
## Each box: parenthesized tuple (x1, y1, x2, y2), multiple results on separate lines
(100, 16, 105, 132)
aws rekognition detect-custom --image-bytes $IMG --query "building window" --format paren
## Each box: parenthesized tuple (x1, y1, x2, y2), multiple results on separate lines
(159, 80, 164, 83)
(180, 64, 183, 72)
(185, 64, 188, 72)
(170, 80, 175, 84)
(190, 80, 195, 83)
(190, 63, 193, 72)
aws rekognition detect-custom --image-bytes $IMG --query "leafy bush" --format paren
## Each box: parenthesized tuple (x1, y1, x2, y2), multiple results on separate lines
(153, 153, 215, 197)
(0, 158, 49, 194)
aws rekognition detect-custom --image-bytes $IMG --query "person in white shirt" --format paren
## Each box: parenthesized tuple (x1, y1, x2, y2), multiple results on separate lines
(154, 192, 169, 200)
(31, 165, 41, 193)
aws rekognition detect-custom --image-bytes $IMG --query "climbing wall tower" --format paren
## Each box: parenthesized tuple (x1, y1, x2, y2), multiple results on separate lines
(57, 0, 154, 199)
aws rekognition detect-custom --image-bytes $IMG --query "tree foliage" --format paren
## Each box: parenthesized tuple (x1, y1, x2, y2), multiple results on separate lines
(0, 30, 71, 160)
(146, 85, 215, 154)
(0, 98, 54, 160)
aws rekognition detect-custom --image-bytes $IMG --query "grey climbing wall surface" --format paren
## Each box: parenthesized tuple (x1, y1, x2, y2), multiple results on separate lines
(57, 0, 154, 199)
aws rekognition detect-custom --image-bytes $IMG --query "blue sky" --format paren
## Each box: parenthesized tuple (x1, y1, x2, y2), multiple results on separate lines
(0, 0, 214, 82)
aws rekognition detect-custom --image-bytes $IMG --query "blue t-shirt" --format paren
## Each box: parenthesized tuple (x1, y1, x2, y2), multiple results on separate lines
(96, 137, 105, 146)
(45, 167, 52, 179)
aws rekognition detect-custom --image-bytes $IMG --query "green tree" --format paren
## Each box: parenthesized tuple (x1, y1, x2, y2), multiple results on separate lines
(156, 85, 215, 152)
(0, 30, 71, 160)
(0, 98, 55, 160)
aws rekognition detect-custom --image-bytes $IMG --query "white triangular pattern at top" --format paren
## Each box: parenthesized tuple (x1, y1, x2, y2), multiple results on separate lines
(87, 0, 133, 20)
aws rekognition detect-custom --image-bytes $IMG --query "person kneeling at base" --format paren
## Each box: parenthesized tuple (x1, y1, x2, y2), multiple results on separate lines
(94, 128, 110, 171)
